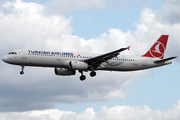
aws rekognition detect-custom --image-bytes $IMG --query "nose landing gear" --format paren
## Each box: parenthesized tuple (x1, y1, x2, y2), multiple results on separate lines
(20, 65, 24, 75)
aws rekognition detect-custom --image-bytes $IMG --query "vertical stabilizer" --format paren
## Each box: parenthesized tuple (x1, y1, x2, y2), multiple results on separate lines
(142, 35, 169, 59)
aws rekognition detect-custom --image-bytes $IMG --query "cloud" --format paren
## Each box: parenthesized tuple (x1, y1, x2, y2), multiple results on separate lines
(0, 0, 180, 112)
(1, 100, 180, 120)
(0, 0, 73, 52)
(44, 0, 107, 14)
(156, 0, 180, 24)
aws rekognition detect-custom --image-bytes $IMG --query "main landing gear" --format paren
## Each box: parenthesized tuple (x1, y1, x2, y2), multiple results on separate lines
(90, 71, 96, 77)
(79, 70, 96, 81)
(20, 65, 24, 75)
(79, 70, 86, 81)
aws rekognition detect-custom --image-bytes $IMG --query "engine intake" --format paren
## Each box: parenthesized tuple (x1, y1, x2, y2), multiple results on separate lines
(69, 61, 88, 70)
(55, 68, 76, 76)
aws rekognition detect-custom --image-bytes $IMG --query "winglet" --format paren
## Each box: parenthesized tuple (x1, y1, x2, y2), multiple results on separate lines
(127, 46, 130, 50)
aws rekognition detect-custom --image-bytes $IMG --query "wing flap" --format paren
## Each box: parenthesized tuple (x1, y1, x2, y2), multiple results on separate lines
(84, 46, 130, 68)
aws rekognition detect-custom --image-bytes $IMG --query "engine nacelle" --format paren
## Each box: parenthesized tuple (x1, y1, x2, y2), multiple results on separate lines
(55, 68, 76, 76)
(69, 61, 88, 70)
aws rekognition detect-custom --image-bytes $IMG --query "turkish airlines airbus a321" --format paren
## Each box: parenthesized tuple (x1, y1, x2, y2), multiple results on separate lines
(2, 35, 177, 81)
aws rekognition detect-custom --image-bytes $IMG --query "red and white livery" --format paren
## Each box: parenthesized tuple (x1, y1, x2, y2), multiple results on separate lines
(2, 35, 177, 81)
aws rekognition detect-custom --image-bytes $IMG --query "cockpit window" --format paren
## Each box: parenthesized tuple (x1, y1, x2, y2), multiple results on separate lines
(8, 52, 17, 55)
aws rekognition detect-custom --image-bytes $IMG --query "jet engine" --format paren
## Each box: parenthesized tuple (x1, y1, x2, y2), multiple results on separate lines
(55, 68, 76, 76)
(69, 61, 88, 70)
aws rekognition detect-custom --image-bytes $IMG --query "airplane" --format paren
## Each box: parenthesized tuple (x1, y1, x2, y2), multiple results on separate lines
(2, 35, 177, 81)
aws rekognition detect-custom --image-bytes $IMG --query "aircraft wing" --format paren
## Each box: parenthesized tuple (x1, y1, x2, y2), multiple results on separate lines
(84, 46, 130, 68)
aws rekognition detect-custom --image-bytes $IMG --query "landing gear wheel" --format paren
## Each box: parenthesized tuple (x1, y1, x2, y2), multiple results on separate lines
(20, 71, 24, 75)
(90, 71, 96, 77)
(80, 75, 86, 81)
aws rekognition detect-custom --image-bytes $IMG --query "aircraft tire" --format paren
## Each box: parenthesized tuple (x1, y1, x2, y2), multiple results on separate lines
(20, 71, 24, 75)
(80, 75, 86, 81)
(90, 71, 96, 77)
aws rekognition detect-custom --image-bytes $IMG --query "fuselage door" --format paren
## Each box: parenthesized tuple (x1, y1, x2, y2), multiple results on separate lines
(22, 50, 27, 59)
(57, 54, 61, 61)
(142, 58, 147, 66)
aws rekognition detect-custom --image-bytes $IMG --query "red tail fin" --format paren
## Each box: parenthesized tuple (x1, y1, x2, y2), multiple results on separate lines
(142, 35, 169, 59)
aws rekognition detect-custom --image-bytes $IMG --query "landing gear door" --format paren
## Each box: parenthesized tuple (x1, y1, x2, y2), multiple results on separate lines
(22, 50, 27, 59)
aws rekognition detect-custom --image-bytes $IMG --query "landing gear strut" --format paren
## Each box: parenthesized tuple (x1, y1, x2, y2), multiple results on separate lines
(20, 65, 24, 75)
(79, 70, 86, 81)
(89, 66, 96, 77)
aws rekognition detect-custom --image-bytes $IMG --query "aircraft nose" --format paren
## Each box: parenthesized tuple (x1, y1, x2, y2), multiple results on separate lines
(2, 55, 7, 62)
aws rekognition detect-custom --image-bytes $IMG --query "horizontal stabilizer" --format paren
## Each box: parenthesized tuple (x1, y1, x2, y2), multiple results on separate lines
(154, 57, 177, 64)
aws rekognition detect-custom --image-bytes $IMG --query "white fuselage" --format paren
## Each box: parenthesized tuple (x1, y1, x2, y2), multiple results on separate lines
(2, 49, 171, 71)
